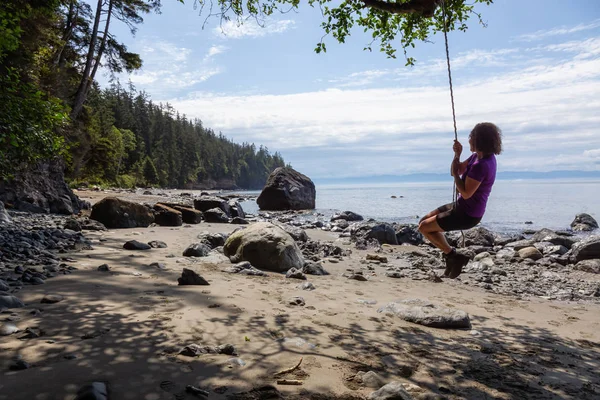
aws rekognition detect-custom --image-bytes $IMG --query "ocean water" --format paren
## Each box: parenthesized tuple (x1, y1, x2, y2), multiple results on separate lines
(232, 179, 600, 234)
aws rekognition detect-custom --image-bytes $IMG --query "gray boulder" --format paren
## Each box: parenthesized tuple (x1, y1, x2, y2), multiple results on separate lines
(123, 240, 151, 250)
(331, 211, 364, 222)
(91, 197, 154, 228)
(153, 203, 183, 226)
(183, 243, 211, 257)
(369, 382, 414, 400)
(571, 236, 600, 262)
(377, 299, 470, 329)
(228, 200, 246, 218)
(257, 167, 315, 210)
(273, 222, 308, 242)
(352, 222, 398, 245)
(518, 247, 543, 260)
(223, 222, 304, 272)
(193, 196, 231, 215)
(447, 226, 495, 247)
(197, 232, 228, 249)
(203, 207, 229, 223)
(531, 228, 576, 248)
(394, 224, 423, 245)
(571, 213, 598, 232)
(0, 295, 25, 309)
(574, 259, 600, 274)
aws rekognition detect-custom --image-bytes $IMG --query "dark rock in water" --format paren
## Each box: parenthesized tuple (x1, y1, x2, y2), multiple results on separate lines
(0, 295, 25, 309)
(394, 224, 423, 245)
(197, 232, 227, 249)
(228, 199, 245, 218)
(153, 203, 182, 227)
(64, 218, 82, 232)
(203, 207, 229, 223)
(74, 382, 109, 400)
(0, 201, 11, 224)
(257, 167, 315, 210)
(273, 222, 308, 242)
(123, 240, 151, 250)
(91, 197, 154, 228)
(352, 222, 398, 245)
(193, 196, 231, 216)
(571, 236, 600, 262)
(368, 382, 413, 400)
(178, 268, 210, 285)
(41, 294, 64, 304)
(231, 217, 249, 224)
(378, 299, 470, 329)
(148, 240, 167, 249)
(571, 213, 598, 232)
(331, 211, 364, 222)
(285, 268, 307, 280)
(302, 262, 329, 276)
(183, 243, 211, 257)
(0, 160, 86, 214)
(97, 264, 110, 272)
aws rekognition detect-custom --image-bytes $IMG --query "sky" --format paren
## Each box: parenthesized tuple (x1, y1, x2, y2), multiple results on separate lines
(98, 0, 600, 179)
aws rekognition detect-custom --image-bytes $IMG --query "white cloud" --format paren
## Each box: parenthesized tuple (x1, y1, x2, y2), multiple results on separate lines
(213, 19, 295, 39)
(206, 45, 227, 59)
(515, 19, 600, 42)
(583, 149, 600, 159)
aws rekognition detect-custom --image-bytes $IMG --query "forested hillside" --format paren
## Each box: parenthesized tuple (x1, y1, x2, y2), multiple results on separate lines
(0, 0, 285, 190)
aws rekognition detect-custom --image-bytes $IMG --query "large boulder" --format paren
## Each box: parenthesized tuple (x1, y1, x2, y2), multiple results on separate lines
(571, 213, 598, 232)
(193, 196, 230, 216)
(530, 228, 576, 248)
(351, 222, 398, 245)
(394, 224, 423, 245)
(273, 222, 308, 242)
(257, 167, 315, 210)
(447, 226, 494, 247)
(0, 160, 86, 214)
(0, 201, 10, 224)
(378, 299, 470, 329)
(571, 236, 600, 263)
(153, 203, 182, 226)
(203, 207, 229, 223)
(90, 197, 154, 228)
(223, 222, 304, 272)
(228, 200, 245, 218)
(162, 203, 203, 224)
(331, 211, 364, 222)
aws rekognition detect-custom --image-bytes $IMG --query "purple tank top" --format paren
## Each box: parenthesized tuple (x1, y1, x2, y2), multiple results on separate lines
(457, 153, 496, 218)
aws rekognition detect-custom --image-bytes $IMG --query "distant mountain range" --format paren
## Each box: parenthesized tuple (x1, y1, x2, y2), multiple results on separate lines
(313, 170, 600, 185)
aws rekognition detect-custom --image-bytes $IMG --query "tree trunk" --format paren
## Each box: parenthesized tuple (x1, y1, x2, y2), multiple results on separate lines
(56, 0, 80, 68)
(87, 0, 113, 94)
(70, 0, 103, 120)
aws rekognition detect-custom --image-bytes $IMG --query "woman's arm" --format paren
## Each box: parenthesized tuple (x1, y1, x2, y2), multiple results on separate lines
(453, 174, 482, 199)
(450, 157, 470, 177)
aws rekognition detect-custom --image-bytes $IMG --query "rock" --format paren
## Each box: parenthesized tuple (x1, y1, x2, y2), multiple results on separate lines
(331, 211, 364, 222)
(302, 262, 329, 276)
(197, 232, 227, 249)
(571, 236, 600, 262)
(543, 244, 568, 256)
(153, 203, 183, 227)
(272, 222, 308, 242)
(231, 217, 249, 224)
(148, 240, 167, 249)
(0, 201, 11, 224)
(172, 205, 203, 224)
(97, 264, 110, 272)
(447, 226, 495, 247)
(0, 279, 9, 292)
(150, 262, 167, 270)
(367, 253, 388, 263)
(369, 382, 414, 400)
(299, 282, 316, 290)
(203, 207, 229, 223)
(0, 322, 19, 336)
(347, 273, 368, 281)
(288, 296, 305, 306)
(574, 259, 600, 274)
(352, 222, 398, 245)
(223, 261, 267, 276)
(531, 228, 576, 248)
(394, 224, 423, 245)
(74, 382, 109, 400)
(357, 371, 386, 389)
(518, 247, 543, 260)
(91, 197, 154, 228)
(505, 239, 534, 251)
(64, 218, 82, 231)
(123, 240, 151, 250)
(41, 294, 64, 304)
(178, 268, 210, 285)
(285, 268, 307, 280)
(193, 196, 231, 215)
(79, 217, 107, 231)
(494, 233, 524, 246)
(0, 159, 86, 214)
(182, 243, 211, 257)
(9, 359, 30, 371)
(223, 222, 304, 272)
(228, 200, 246, 218)
(378, 299, 470, 329)
(571, 213, 598, 232)
(0, 295, 25, 309)
(257, 167, 316, 210)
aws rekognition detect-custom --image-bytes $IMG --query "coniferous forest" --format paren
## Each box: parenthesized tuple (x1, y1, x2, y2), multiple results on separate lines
(0, 0, 286, 189)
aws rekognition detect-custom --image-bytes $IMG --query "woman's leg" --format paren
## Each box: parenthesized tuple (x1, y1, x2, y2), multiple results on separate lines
(418, 215, 453, 254)
(419, 203, 453, 224)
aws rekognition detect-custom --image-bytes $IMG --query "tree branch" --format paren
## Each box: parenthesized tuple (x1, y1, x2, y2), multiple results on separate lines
(359, 0, 442, 17)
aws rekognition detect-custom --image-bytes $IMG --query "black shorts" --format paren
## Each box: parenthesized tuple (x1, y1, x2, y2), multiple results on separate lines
(435, 203, 481, 232)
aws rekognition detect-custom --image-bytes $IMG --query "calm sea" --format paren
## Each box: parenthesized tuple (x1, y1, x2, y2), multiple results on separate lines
(231, 179, 600, 234)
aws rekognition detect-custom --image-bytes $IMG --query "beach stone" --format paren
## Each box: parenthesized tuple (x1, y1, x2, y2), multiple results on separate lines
(228, 200, 246, 218)
(74, 382, 108, 400)
(197, 232, 227, 249)
(90, 197, 154, 228)
(193, 196, 231, 216)
(504, 239, 534, 251)
(203, 207, 229, 223)
(378, 299, 470, 329)
(367, 253, 388, 263)
(224, 222, 304, 272)
(64, 218, 81, 231)
(183, 243, 211, 257)
(79, 217, 107, 231)
(0, 201, 11, 224)
(97, 264, 110, 272)
(0, 322, 19, 336)
(394, 224, 423, 245)
(518, 247, 543, 260)
(231, 217, 249, 224)
(153, 203, 183, 226)
(41, 294, 64, 304)
(285, 268, 307, 280)
(299, 282, 316, 291)
(178, 268, 209, 285)
(172, 205, 203, 224)
(494, 233, 524, 246)
(574, 259, 600, 274)
(0, 295, 25, 309)
(531, 228, 576, 248)
(571, 213, 598, 232)
(288, 296, 305, 306)
(352, 222, 398, 245)
(347, 273, 368, 281)
(257, 167, 316, 210)
(357, 371, 386, 389)
(123, 240, 151, 250)
(148, 240, 167, 249)
(447, 226, 495, 247)
(369, 381, 414, 400)
(0, 280, 9, 292)
(273, 222, 308, 242)
(543, 244, 568, 256)
(302, 262, 330, 276)
(223, 261, 267, 276)
(331, 211, 364, 222)
(571, 236, 600, 262)
(150, 262, 167, 270)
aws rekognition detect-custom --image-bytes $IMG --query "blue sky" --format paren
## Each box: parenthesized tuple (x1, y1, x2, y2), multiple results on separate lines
(99, 0, 600, 179)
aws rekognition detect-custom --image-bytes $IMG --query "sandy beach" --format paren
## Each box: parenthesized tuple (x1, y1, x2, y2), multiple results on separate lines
(1, 190, 599, 400)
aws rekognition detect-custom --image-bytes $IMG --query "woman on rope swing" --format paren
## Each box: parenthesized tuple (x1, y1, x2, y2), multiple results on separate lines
(418, 122, 503, 279)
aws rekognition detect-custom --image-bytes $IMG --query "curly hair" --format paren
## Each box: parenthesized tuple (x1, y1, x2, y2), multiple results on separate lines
(470, 122, 502, 155)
